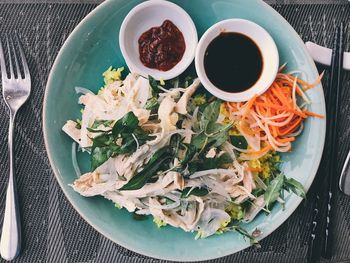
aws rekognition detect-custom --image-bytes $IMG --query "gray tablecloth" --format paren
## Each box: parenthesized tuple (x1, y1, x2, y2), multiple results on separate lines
(0, 1, 349, 262)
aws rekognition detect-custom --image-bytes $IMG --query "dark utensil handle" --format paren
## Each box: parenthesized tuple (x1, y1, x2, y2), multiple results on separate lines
(307, 22, 344, 262)
(322, 22, 344, 260)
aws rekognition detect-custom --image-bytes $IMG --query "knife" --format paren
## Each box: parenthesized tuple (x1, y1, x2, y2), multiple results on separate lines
(339, 150, 350, 194)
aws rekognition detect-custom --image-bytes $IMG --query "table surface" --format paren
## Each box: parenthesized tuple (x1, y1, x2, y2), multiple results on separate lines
(0, 1, 349, 263)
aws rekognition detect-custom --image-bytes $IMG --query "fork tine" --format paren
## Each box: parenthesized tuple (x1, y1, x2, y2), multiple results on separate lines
(14, 35, 29, 78)
(10, 37, 21, 79)
(5, 36, 14, 79)
(0, 38, 7, 80)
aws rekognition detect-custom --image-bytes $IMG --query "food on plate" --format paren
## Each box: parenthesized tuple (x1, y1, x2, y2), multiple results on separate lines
(62, 65, 322, 241)
(138, 20, 186, 71)
(204, 32, 263, 93)
(226, 67, 324, 155)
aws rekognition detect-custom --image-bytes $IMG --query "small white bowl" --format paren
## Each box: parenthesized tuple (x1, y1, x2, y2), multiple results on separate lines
(119, 0, 198, 80)
(195, 19, 279, 102)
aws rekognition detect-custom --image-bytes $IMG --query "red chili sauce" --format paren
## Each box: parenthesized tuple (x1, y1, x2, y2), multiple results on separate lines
(138, 20, 186, 71)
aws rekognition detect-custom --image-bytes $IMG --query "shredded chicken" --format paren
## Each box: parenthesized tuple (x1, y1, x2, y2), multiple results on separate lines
(64, 72, 279, 238)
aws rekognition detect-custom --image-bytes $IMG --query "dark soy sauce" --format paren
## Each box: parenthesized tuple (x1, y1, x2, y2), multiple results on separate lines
(204, 32, 263, 93)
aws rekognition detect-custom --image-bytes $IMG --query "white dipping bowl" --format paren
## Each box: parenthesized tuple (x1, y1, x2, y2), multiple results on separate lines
(195, 19, 279, 102)
(119, 0, 198, 80)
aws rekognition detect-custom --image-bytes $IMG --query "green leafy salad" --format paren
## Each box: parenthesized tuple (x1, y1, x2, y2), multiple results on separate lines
(62, 66, 306, 242)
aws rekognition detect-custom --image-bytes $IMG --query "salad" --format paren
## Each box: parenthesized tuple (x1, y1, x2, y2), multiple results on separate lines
(62, 66, 322, 241)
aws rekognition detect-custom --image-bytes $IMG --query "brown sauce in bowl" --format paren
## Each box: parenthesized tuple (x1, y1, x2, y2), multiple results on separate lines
(204, 32, 263, 93)
(138, 20, 186, 71)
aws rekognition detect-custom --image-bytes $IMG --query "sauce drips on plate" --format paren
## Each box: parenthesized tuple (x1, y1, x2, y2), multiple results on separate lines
(204, 32, 263, 93)
(138, 20, 186, 71)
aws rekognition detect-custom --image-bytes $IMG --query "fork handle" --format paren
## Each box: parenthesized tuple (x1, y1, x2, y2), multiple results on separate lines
(0, 112, 21, 260)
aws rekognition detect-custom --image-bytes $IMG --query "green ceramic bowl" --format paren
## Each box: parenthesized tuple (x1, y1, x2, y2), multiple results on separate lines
(43, 0, 326, 261)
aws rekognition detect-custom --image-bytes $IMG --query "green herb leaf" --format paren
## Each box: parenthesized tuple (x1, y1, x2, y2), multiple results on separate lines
(112, 111, 139, 136)
(92, 120, 114, 129)
(192, 113, 201, 132)
(251, 188, 265, 197)
(75, 119, 82, 129)
(180, 143, 197, 166)
(230, 135, 248, 149)
(92, 133, 115, 147)
(283, 177, 306, 199)
(205, 122, 223, 135)
(234, 226, 259, 245)
(201, 152, 233, 170)
(200, 100, 221, 131)
(145, 96, 159, 111)
(264, 173, 284, 210)
(117, 128, 153, 154)
(163, 196, 176, 205)
(221, 224, 259, 245)
(191, 133, 208, 150)
(180, 75, 194, 88)
(148, 75, 163, 95)
(216, 152, 233, 164)
(87, 120, 114, 133)
(90, 112, 153, 171)
(207, 122, 233, 134)
(207, 122, 233, 148)
(187, 152, 232, 174)
(191, 122, 232, 151)
(169, 75, 194, 89)
(118, 134, 137, 153)
(135, 126, 155, 142)
(87, 128, 111, 133)
(120, 146, 174, 191)
(91, 145, 118, 170)
(181, 187, 209, 198)
(170, 134, 182, 156)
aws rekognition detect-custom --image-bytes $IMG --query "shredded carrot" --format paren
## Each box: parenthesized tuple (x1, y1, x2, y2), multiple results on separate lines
(226, 70, 324, 154)
(278, 117, 303, 136)
(242, 94, 257, 119)
(276, 137, 295, 143)
(255, 102, 307, 118)
(246, 144, 272, 155)
(303, 110, 325, 118)
(287, 71, 324, 91)
(272, 84, 292, 109)
(271, 125, 278, 138)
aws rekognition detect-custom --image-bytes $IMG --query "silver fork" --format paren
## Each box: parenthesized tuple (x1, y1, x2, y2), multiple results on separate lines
(0, 36, 31, 260)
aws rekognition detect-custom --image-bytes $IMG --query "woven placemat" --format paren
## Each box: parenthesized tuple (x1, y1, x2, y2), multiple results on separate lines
(0, 1, 349, 263)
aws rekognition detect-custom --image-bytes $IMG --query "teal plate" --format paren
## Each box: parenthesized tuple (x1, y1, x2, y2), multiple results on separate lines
(43, 0, 326, 261)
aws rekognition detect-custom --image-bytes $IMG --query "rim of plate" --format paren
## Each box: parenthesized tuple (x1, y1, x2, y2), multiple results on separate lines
(43, 0, 326, 261)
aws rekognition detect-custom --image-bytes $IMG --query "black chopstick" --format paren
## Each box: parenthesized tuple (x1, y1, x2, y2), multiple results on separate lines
(321, 22, 344, 260)
(307, 23, 344, 262)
